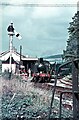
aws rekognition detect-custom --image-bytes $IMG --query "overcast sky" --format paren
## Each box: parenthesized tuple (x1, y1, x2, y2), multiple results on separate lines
(0, 0, 78, 57)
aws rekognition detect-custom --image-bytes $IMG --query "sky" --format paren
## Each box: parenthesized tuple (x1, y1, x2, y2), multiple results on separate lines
(0, 0, 78, 57)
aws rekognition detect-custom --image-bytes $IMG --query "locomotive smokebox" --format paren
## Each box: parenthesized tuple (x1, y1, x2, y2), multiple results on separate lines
(37, 58, 46, 73)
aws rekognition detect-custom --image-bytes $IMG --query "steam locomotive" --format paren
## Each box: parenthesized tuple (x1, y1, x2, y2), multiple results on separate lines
(31, 58, 51, 83)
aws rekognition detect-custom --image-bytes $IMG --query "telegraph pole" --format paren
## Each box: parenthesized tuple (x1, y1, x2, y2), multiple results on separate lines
(19, 45, 22, 72)
(7, 22, 15, 79)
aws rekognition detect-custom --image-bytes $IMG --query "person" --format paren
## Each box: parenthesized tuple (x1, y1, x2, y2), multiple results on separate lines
(28, 68, 31, 77)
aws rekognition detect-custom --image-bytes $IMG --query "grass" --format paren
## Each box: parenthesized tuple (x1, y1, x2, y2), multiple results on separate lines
(0, 74, 73, 119)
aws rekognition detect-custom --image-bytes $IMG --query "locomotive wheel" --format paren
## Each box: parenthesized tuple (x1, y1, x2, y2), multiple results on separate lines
(47, 78, 50, 82)
(38, 77, 42, 83)
(45, 77, 50, 82)
(34, 77, 38, 83)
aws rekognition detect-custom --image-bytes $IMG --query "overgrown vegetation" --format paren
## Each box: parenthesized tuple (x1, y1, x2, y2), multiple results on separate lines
(0, 74, 73, 119)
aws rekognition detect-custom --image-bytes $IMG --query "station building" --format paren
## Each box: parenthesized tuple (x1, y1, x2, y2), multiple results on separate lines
(0, 49, 38, 73)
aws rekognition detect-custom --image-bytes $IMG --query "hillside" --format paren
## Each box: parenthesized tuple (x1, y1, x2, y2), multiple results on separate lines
(43, 54, 63, 59)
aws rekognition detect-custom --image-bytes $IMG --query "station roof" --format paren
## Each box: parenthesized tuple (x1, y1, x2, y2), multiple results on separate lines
(0, 50, 38, 62)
